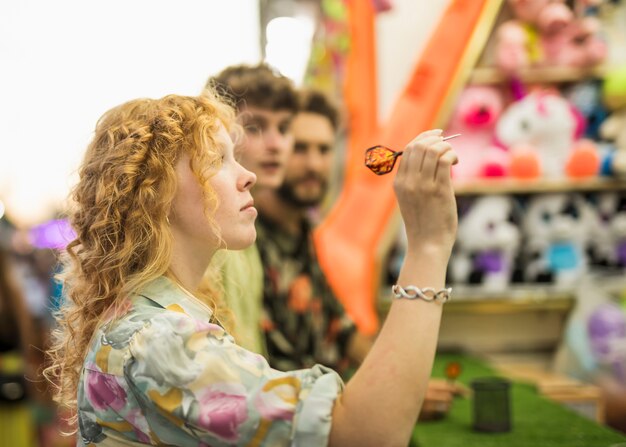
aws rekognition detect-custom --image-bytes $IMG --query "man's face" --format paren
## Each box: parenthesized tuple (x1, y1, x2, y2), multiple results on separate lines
(236, 106, 294, 189)
(277, 112, 335, 207)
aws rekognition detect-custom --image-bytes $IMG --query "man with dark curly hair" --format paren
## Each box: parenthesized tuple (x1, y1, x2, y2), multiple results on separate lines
(209, 64, 298, 190)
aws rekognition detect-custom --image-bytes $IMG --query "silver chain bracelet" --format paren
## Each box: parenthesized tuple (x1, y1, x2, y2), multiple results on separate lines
(391, 285, 452, 302)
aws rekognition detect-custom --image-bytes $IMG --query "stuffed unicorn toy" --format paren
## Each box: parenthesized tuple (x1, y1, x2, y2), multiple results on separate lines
(496, 91, 599, 178)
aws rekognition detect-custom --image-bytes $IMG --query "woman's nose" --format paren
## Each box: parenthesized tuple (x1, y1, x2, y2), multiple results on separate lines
(240, 165, 257, 191)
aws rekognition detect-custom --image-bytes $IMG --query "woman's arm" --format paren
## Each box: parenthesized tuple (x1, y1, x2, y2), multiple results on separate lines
(329, 130, 458, 446)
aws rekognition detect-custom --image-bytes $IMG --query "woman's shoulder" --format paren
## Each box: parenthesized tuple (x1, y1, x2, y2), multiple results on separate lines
(84, 276, 226, 376)
(81, 295, 171, 376)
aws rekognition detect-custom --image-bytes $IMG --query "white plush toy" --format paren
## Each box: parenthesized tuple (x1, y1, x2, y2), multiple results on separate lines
(522, 193, 594, 287)
(450, 195, 520, 291)
(496, 91, 590, 178)
(588, 192, 626, 269)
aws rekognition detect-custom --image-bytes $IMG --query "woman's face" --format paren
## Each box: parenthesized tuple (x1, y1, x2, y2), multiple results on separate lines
(171, 124, 257, 253)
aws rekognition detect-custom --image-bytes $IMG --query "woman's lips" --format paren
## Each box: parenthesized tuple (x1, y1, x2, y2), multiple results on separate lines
(241, 200, 257, 216)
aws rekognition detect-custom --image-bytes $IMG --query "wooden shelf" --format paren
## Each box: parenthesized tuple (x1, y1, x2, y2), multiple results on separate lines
(378, 286, 575, 315)
(441, 285, 575, 314)
(453, 177, 626, 196)
(378, 275, 626, 315)
(444, 296, 574, 314)
(468, 65, 609, 85)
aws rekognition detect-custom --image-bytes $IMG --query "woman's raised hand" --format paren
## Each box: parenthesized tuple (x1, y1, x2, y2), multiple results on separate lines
(393, 129, 458, 257)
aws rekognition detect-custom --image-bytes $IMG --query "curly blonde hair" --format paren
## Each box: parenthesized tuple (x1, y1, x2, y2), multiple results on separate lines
(44, 90, 237, 424)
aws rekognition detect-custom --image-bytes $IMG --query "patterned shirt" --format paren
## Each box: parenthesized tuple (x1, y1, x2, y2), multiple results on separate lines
(255, 215, 356, 373)
(77, 276, 343, 446)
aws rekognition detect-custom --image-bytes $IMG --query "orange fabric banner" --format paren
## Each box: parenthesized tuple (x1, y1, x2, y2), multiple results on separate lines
(315, 0, 493, 334)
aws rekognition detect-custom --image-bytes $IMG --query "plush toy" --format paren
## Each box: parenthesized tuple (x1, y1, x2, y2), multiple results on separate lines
(600, 66, 626, 178)
(541, 14, 607, 68)
(496, 90, 600, 178)
(496, 0, 571, 72)
(587, 302, 626, 384)
(495, 0, 607, 73)
(521, 193, 594, 287)
(588, 192, 626, 268)
(495, 21, 537, 73)
(450, 195, 521, 290)
(565, 80, 609, 140)
(445, 86, 510, 180)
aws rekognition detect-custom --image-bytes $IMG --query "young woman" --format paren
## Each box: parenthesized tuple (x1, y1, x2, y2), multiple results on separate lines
(45, 91, 458, 446)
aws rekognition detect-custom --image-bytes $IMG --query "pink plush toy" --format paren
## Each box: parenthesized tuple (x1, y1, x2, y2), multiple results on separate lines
(511, 0, 573, 34)
(496, 21, 534, 73)
(495, 90, 600, 178)
(495, 0, 606, 73)
(496, 0, 571, 72)
(542, 16, 607, 67)
(445, 86, 510, 180)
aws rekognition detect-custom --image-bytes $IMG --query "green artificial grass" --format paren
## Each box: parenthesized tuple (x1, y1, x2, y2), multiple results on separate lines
(411, 353, 626, 447)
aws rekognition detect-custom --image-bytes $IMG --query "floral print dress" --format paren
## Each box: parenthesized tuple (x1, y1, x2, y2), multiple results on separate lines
(77, 276, 343, 446)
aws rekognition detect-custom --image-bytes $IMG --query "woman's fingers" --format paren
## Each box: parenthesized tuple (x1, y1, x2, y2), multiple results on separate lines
(405, 130, 443, 170)
(421, 141, 452, 179)
(407, 129, 443, 146)
(399, 135, 444, 174)
(435, 149, 459, 184)
(397, 129, 458, 184)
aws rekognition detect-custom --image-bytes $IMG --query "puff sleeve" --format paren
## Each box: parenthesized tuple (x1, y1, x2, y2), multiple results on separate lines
(124, 311, 343, 446)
